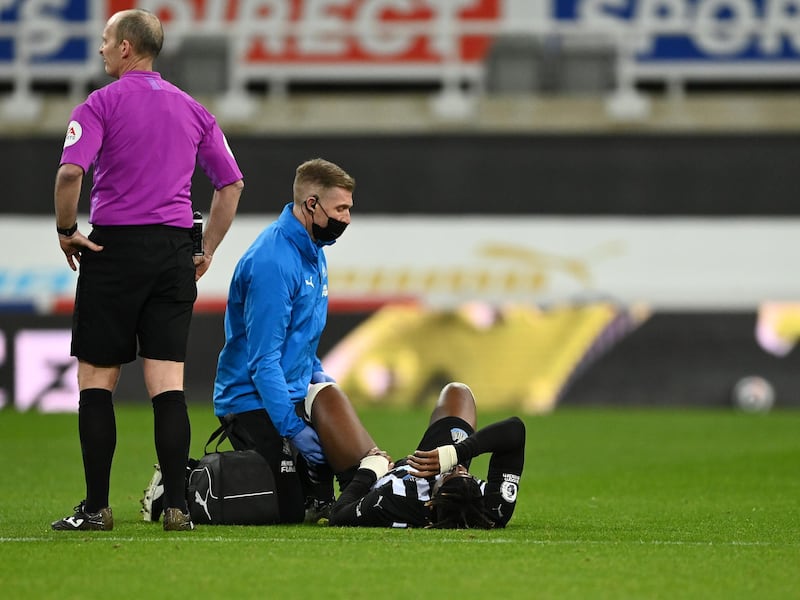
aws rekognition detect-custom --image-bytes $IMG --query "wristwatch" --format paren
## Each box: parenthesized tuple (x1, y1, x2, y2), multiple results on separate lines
(57, 222, 78, 237)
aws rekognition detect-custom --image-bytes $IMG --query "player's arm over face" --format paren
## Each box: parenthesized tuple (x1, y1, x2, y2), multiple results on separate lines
(413, 416, 526, 528)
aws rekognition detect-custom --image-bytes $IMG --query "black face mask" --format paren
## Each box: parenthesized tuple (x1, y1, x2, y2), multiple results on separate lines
(311, 201, 348, 242)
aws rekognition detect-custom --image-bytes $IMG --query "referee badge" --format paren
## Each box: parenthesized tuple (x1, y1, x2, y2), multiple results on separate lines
(64, 120, 82, 148)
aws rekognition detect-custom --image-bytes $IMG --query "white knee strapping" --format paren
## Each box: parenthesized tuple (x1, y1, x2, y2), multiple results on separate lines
(304, 382, 335, 420)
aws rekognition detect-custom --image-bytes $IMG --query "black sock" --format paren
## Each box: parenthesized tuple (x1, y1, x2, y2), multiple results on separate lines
(79, 388, 116, 513)
(152, 390, 191, 512)
(335, 466, 359, 494)
(296, 455, 335, 503)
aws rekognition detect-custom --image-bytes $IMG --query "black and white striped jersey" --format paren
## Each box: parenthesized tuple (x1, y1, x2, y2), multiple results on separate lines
(329, 417, 525, 528)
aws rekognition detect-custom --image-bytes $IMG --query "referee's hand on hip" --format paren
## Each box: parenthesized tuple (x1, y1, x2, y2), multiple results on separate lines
(58, 229, 103, 271)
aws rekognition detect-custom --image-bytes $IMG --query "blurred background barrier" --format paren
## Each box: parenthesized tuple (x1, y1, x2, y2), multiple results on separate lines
(322, 301, 649, 413)
(5, 214, 800, 311)
(4, 307, 800, 412)
(2, 0, 799, 413)
(3, 0, 800, 122)
(5, 134, 800, 216)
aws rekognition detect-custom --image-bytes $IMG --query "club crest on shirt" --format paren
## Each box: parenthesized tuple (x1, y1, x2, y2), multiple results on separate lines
(64, 120, 82, 148)
(450, 427, 468, 443)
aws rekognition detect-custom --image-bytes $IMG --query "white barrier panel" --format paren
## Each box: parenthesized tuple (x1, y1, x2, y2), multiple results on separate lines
(2, 215, 799, 311)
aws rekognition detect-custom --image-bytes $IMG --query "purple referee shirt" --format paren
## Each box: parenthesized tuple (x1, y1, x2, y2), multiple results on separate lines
(59, 70, 242, 227)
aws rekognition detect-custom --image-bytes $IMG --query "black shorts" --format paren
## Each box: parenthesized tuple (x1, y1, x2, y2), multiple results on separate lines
(71, 225, 197, 365)
(414, 416, 475, 467)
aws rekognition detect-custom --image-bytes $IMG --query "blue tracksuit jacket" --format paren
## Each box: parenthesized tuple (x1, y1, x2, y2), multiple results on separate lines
(213, 203, 330, 438)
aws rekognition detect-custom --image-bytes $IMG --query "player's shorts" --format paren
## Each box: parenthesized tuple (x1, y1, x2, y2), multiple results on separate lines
(71, 225, 197, 365)
(414, 416, 475, 468)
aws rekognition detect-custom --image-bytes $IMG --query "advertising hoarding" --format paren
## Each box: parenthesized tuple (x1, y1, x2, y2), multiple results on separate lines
(3, 0, 799, 84)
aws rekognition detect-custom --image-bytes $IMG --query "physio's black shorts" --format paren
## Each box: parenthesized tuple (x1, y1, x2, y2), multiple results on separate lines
(414, 416, 475, 467)
(222, 409, 305, 524)
(71, 225, 196, 365)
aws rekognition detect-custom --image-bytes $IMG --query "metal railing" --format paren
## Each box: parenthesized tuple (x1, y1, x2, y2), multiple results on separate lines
(3, 4, 800, 121)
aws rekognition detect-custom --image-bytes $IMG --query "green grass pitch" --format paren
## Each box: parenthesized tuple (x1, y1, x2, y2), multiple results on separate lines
(1, 404, 798, 599)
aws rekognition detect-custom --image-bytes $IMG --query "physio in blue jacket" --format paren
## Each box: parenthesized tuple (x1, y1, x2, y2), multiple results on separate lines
(213, 158, 354, 523)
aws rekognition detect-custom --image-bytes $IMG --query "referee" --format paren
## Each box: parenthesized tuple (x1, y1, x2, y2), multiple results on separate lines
(52, 9, 244, 532)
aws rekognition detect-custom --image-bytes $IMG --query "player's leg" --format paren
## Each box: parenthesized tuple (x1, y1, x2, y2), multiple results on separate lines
(298, 383, 377, 521)
(409, 382, 477, 462)
(305, 382, 377, 474)
(428, 382, 477, 429)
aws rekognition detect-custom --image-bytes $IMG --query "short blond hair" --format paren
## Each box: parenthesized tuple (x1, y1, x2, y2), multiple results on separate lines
(293, 158, 355, 202)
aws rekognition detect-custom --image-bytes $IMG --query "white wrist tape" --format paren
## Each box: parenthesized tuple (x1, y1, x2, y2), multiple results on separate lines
(359, 454, 390, 479)
(436, 445, 458, 473)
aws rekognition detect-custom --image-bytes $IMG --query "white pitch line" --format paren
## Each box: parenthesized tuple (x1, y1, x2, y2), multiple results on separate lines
(0, 536, 794, 547)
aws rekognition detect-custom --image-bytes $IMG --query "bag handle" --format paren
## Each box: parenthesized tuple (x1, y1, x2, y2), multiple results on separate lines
(203, 413, 260, 455)
(203, 423, 230, 454)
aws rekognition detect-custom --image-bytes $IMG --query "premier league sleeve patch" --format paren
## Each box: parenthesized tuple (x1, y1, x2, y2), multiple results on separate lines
(500, 480, 518, 503)
(64, 120, 82, 147)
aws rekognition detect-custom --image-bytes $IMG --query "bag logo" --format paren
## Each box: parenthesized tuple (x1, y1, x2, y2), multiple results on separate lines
(194, 488, 212, 521)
